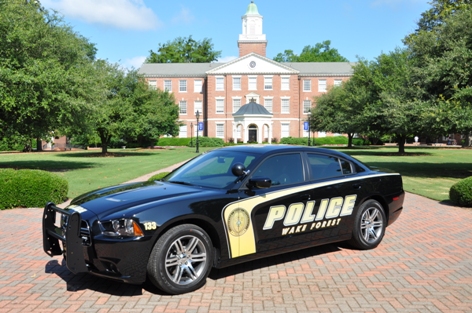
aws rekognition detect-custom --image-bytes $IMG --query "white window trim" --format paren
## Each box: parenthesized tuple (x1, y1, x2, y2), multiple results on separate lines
(281, 76, 290, 91)
(216, 123, 225, 138)
(303, 79, 311, 92)
(264, 75, 273, 90)
(215, 97, 225, 114)
(263, 96, 273, 113)
(232, 75, 241, 91)
(194, 100, 202, 115)
(303, 99, 311, 114)
(232, 97, 242, 113)
(179, 80, 187, 93)
(318, 79, 327, 92)
(179, 100, 187, 115)
(194, 79, 202, 93)
(164, 80, 172, 92)
(216, 76, 225, 91)
(248, 75, 257, 91)
(281, 97, 290, 114)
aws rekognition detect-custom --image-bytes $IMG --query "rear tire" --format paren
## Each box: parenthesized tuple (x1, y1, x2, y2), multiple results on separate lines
(147, 224, 213, 295)
(348, 200, 386, 250)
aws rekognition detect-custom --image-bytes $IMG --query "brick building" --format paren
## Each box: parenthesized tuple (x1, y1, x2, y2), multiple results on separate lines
(138, 1, 355, 144)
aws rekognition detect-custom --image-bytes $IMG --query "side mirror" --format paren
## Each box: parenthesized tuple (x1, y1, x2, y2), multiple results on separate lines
(231, 163, 247, 177)
(247, 178, 272, 189)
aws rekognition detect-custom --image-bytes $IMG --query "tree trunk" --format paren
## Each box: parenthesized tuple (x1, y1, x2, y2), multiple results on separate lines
(98, 130, 110, 155)
(36, 137, 42, 151)
(347, 133, 354, 148)
(397, 135, 406, 154)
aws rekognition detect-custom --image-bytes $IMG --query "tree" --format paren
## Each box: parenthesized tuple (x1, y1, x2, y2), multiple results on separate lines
(274, 40, 348, 62)
(75, 61, 179, 154)
(0, 0, 97, 150)
(146, 36, 221, 63)
(406, 6, 472, 145)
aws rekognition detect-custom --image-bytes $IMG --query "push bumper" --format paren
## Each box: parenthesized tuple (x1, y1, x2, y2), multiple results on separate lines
(42, 202, 88, 274)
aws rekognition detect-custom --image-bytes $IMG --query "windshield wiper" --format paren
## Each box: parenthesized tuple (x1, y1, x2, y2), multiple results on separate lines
(168, 180, 194, 186)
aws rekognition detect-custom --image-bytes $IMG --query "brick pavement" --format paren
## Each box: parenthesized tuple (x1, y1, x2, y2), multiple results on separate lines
(1, 191, 471, 313)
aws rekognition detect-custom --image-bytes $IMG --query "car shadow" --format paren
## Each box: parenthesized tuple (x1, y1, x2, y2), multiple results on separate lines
(45, 244, 341, 296)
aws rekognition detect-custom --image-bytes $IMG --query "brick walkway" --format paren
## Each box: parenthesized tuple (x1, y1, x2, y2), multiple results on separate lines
(1, 191, 471, 312)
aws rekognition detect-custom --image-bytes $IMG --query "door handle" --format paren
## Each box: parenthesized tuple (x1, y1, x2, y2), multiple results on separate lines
(352, 184, 362, 190)
(301, 194, 311, 200)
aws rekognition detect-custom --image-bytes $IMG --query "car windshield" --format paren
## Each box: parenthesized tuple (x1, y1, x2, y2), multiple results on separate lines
(164, 150, 260, 189)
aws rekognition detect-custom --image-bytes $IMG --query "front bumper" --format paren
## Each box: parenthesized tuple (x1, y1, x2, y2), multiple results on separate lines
(42, 202, 88, 273)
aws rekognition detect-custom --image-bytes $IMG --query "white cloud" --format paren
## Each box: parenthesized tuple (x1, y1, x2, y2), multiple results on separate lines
(42, 0, 161, 30)
(123, 56, 147, 70)
(171, 6, 195, 24)
(218, 56, 238, 63)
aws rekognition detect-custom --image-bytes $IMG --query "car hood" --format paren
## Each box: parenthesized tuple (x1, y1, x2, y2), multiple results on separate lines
(69, 181, 207, 218)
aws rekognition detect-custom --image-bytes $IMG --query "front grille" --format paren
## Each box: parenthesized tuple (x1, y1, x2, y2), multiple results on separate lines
(62, 215, 92, 246)
(80, 220, 91, 246)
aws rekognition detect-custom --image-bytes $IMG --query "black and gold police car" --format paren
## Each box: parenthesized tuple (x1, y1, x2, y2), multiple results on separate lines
(43, 145, 404, 294)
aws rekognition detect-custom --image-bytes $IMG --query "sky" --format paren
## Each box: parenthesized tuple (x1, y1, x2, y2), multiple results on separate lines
(40, 0, 431, 69)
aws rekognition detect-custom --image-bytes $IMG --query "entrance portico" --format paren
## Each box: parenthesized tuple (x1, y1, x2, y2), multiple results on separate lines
(232, 101, 273, 144)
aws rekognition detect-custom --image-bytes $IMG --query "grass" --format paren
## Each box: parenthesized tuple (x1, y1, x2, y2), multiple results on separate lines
(1, 146, 470, 203)
(0, 147, 212, 199)
(338, 147, 472, 202)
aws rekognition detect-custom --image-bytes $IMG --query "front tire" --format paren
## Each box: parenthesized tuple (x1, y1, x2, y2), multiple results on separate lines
(147, 224, 213, 294)
(348, 199, 386, 250)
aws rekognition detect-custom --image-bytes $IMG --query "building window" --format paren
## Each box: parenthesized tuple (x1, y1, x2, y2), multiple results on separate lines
(148, 80, 157, 90)
(233, 98, 241, 113)
(281, 98, 290, 114)
(303, 100, 311, 114)
(194, 80, 202, 93)
(164, 80, 172, 92)
(216, 123, 224, 138)
(233, 76, 241, 90)
(179, 80, 187, 92)
(216, 98, 224, 114)
(318, 79, 327, 92)
(303, 79, 311, 92)
(179, 125, 187, 138)
(194, 100, 202, 115)
(281, 76, 290, 90)
(179, 100, 187, 114)
(248, 76, 257, 90)
(216, 76, 224, 91)
(334, 79, 342, 87)
(264, 76, 273, 90)
(264, 98, 273, 113)
(281, 123, 290, 138)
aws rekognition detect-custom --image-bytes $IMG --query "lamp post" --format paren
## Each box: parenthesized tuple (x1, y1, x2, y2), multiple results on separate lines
(307, 110, 311, 146)
(190, 122, 193, 147)
(195, 110, 200, 153)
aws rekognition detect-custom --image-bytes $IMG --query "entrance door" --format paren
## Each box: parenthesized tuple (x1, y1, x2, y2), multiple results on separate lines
(248, 124, 258, 143)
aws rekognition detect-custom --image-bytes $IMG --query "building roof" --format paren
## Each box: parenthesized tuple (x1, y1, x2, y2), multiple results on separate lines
(138, 63, 225, 78)
(233, 101, 272, 116)
(139, 61, 355, 78)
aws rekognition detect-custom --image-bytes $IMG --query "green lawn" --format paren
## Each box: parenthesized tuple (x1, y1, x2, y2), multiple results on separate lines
(339, 147, 472, 202)
(0, 147, 212, 199)
(1, 146, 470, 202)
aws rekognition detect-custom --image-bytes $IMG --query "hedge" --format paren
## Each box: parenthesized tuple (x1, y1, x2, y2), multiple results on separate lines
(449, 176, 472, 207)
(0, 169, 68, 209)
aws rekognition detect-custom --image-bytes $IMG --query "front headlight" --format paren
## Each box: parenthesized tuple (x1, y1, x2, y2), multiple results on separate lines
(100, 219, 144, 237)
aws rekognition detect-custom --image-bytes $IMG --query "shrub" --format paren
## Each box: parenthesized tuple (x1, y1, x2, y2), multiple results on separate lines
(279, 137, 308, 145)
(157, 137, 192, 147)
(147, 172, 170, 181)
(0, 169, 68, 209)
(189, 137, 225, 147)
(449, 176, 472, 207)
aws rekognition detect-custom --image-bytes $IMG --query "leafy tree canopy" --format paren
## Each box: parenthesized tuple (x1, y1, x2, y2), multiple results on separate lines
(273, 40, 348, 62)
(0, 0, 97, 149)
(146, 36, 221, 63)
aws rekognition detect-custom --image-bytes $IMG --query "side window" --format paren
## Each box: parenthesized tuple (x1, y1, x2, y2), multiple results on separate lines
(253, 153, 304, 186)
(308, 154, 345, 180)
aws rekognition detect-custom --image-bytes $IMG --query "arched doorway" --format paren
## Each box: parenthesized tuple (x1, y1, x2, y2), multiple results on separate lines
(248, 124, 258, 143)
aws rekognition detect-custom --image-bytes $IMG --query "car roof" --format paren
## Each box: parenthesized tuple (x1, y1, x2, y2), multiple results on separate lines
(214, 144, 348, 157)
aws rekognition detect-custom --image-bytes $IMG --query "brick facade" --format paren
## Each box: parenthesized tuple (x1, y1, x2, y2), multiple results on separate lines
(138, 2, 354, 144)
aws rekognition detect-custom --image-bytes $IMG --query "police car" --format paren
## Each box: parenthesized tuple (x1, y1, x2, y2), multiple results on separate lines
(43, 145, 404, 294)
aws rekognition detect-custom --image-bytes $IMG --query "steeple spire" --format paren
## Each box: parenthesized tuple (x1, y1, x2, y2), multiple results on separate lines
(238, 1, 267, 57)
